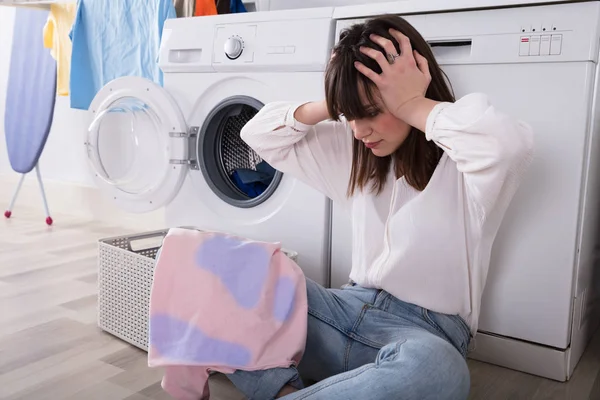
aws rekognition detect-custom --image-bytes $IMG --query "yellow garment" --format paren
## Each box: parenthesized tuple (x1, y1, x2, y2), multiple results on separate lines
(43, 3, 77, 96)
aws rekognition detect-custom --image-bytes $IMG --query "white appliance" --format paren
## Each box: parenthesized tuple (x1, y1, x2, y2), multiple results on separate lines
(258, 0, 570, 12)
(330, 0, 600, 381)
(84, 8, 337, 286)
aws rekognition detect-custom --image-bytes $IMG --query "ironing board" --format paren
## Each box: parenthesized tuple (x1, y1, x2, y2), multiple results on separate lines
(3, 7, 57, 225)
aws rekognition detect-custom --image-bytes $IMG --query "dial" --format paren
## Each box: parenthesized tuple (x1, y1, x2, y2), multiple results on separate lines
(224, 36, 244, 60)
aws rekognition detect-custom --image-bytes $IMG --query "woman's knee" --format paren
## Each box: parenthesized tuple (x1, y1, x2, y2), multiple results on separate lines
(377, 334, 470, 400)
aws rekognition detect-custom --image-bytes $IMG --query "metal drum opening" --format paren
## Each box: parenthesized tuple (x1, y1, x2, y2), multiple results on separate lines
(198, 96, 282, 208)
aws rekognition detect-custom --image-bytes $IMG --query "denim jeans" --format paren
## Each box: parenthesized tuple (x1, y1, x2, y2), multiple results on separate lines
(226, 279, 471, 400)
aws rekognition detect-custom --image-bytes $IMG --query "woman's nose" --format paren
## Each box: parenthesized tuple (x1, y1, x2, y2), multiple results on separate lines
(351, 119, 371, 140)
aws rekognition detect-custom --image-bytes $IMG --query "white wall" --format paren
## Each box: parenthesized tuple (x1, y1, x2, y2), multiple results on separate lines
(0, 6, 164, 229)
(38, 96, 95, 186)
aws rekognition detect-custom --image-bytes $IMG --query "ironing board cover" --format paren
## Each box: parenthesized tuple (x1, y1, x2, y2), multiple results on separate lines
(4, 8, 57, 174)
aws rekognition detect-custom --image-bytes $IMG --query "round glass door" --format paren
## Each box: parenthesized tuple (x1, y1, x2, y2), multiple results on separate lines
(87, 97, 169, 196)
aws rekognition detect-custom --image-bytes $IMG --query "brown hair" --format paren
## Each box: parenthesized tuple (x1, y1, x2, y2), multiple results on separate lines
(325, 15, 455, 195)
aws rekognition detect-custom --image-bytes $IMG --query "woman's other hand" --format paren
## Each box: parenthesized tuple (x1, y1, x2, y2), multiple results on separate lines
(354, 29, 432, 123)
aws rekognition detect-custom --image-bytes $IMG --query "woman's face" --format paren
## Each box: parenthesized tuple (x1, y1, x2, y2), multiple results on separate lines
(347, 87, 412, 157)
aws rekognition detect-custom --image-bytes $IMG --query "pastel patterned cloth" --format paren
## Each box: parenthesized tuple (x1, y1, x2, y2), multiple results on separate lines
(148, 228, 308, 400)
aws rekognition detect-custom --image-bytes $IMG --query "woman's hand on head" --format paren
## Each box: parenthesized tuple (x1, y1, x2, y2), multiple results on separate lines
(354, 29, 432, 122)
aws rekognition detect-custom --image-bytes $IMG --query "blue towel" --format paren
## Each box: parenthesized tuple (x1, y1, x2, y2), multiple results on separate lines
(69, 0, 176, 110)
(230, 0, 247, 13)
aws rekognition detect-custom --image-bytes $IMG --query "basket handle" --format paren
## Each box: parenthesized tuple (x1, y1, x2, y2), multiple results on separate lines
(127, 230, 168, 252)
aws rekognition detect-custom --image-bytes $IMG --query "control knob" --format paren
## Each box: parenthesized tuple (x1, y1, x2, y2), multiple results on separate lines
(224, 36, 244, 60)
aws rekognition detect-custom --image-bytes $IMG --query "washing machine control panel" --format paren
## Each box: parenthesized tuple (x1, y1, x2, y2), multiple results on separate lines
(212, 17, 332, 71)
(224, 35, 244, 60)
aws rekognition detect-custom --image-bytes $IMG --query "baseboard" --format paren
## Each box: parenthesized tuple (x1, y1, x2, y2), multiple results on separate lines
(468, 331, 568, 381)
(0, 172, 166, 230)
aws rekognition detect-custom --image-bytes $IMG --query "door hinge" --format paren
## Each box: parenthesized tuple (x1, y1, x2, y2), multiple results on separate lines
(169, 126, 199, 170)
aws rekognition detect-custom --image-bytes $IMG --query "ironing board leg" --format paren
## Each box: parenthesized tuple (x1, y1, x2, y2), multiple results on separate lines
(4, 173, 26, 219)
(35, 164, 53, 226)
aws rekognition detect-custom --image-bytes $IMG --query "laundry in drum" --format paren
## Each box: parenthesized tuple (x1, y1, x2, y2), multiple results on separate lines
(230, 161, 276, 198)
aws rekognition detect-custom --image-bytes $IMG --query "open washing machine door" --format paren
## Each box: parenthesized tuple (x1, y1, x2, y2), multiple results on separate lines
(85, 76, 191, 213)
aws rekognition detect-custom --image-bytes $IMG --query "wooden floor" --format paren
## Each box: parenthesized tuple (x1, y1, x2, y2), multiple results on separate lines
(1, 207, 600, 400)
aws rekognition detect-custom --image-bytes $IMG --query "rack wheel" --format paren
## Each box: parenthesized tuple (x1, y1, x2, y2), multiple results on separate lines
(4, 211, 11, 219)
(46, 216, 53, 226)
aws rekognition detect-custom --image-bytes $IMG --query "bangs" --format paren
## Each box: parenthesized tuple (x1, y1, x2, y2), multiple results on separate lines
(325, 50, 383, 121)
(324, 15, 453, 197)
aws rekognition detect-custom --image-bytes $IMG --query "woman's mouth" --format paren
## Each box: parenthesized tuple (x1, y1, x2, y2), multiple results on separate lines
(364, 140, 382, 149)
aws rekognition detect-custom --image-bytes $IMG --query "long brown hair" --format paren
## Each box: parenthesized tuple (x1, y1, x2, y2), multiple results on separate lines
(325, 15, 455, 195)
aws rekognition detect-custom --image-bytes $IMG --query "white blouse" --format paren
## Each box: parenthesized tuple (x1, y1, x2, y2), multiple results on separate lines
(240, 93, 534, 334)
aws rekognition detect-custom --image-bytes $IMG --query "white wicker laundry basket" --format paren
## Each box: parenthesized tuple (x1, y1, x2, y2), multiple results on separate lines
(97, 228, 298, 351)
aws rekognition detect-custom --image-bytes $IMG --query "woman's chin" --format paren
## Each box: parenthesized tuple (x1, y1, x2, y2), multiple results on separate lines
(370, 146, 391, 157)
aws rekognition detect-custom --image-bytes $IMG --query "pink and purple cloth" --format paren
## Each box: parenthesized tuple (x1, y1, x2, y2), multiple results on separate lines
(148, 228, 308, 400)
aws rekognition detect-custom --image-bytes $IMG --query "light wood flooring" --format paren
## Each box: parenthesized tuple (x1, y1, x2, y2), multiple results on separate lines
(1, 207, 600, 400)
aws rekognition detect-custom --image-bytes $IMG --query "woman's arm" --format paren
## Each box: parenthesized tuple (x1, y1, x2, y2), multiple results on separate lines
(356, 30, 534, 219)
(423, 93, 534, 217)
(397, 93, 534, 218)
(293, 100, 331, 126)
(240, 101, 353, 206)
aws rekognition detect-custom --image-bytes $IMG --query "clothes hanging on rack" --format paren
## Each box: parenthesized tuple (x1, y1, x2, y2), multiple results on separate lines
(230, 0, 247, 13)
(173, 0, 195, 17)
(43, 3, 76, 96)
(216, 0, 230, 14)
(174, 0, 231, 17)
(194, 0, 217, 16)
(68, 0, 176, 110)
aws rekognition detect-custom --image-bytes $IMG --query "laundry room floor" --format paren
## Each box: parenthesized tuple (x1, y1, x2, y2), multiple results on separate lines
(1, 207, 600, 400)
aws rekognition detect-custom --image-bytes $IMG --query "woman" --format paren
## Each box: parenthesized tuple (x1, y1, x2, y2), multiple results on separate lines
(227, 15, 534, 400)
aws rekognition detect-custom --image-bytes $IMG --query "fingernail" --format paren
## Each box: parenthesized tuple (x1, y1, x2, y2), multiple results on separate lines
(354, 61, 359, 67)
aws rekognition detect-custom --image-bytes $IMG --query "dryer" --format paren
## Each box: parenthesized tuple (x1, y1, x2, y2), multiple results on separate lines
(330, 0, 600, 382)
(84, 8, 336, 286)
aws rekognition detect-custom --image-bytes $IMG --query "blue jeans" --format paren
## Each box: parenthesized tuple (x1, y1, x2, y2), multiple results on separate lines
(227, 279, 471, 400)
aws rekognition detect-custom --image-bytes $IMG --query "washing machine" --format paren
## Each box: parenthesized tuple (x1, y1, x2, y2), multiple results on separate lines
(84, 8, 336, 286)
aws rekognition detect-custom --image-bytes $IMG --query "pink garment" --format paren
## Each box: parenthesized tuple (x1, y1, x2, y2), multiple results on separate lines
(148, 228, 308, 400)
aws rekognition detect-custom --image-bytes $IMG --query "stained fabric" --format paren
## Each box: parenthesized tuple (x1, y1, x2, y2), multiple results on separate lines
(149, 228, 307, 400)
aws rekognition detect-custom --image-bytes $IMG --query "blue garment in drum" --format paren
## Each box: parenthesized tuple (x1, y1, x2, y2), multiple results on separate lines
(231, 161, 276, 198)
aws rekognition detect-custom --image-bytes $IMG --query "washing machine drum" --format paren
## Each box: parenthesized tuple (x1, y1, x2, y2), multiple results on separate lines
(199, 96, 282, 208)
